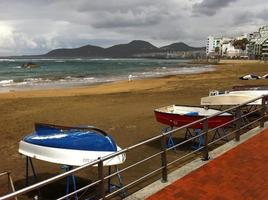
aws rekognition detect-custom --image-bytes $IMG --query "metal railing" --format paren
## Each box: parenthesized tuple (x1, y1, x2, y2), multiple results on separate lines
(0, 95, 267, 200)
(0, 172, 17, 200)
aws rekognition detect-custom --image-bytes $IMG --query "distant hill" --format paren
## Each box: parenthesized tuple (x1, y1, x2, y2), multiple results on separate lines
(160, 42, 204, 52)
(105, 40, 159, 58)
(43, 40, 204, 58)
(45, 45, 105, 58)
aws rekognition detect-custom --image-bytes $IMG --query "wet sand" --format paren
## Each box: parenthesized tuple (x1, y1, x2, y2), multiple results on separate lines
(1, 61, 268, 197)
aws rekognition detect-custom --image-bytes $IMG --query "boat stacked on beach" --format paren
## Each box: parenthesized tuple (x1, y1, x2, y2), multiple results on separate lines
(154, 105, 233, 129)
(19, 123, 126, 166)
(154, 85, 268, 128)
(201, 85, 268, 106)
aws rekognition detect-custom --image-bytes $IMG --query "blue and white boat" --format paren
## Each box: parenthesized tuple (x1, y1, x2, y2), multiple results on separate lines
(19, 123, 126, 166)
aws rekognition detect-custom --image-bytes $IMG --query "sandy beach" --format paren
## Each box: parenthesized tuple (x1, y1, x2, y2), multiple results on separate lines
(1, 60, 268, 197)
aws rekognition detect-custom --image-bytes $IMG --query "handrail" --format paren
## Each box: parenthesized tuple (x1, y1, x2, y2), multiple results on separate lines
(0, 95, 267, 200)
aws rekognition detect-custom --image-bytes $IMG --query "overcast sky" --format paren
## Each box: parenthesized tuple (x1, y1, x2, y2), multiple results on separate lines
(0, 0, 267, 56)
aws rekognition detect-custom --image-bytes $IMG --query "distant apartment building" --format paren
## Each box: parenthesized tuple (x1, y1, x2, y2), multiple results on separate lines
(206, 36, 222, 56)
(220, 37, 241, 58)
(206, 25, 268, 60)
(206, 35, 248, 58)
(221, 42, 243, 58)
(248, 26, 268, 59)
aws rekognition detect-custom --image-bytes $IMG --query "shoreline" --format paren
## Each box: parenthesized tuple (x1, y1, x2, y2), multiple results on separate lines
(0, 65, 216, 99)
(0, 59, 214, 94)
(0, 59, 265, 98)
(0, 70, 216, 99)
(0, 60, 268, 99)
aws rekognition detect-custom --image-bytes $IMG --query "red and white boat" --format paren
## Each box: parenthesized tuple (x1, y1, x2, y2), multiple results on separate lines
(154, 105, 233, 129)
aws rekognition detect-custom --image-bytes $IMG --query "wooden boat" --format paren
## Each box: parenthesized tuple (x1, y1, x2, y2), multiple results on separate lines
(19, 123, 126, 166)
(154, 105, 233, 129)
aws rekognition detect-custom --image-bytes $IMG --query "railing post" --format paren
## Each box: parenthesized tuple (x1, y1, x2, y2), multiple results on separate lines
(235, 107, 242, 142)
(260, 96, 266, 128)
(7, 172, 17, 200)
(202, 118, 209, 161)
(98, 158, 105, 199)
(161, 133, 168, 183)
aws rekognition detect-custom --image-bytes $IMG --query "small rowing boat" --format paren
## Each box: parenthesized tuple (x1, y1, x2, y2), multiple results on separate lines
(19, 123, 126, 166)
(154, 105, 233, 129)
(232, 85, 268, 91)
(201, 89, 267, 106)
(201, 93, 262, 106)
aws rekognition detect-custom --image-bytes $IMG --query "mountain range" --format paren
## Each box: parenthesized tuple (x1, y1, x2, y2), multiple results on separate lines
(44, 40, 204, 58)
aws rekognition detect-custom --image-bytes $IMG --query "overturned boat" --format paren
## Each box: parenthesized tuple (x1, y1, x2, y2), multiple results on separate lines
(19, 123, 126, 166)
(232, 85, 268, 91)
(154, 105, 233, 129)
(201, 89, 267, 106)
(201, 93, 262, 106)
(239, 74, 261, 80)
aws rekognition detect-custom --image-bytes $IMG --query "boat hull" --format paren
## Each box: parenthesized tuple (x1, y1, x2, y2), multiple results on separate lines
(19, 141, 125, 166)
(232, 85, 268, 91)
(201, 94, 262, 106)
(19, 123, 126, 166)
(154, 105, 233, 129)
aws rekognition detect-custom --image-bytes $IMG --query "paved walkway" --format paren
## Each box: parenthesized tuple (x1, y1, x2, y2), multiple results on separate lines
(147, 129, 268, 200)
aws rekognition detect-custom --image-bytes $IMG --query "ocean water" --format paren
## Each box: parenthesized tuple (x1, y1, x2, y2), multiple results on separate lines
(0, 58, 214, 92)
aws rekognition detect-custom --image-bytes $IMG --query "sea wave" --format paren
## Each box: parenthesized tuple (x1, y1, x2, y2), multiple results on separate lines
(0, 76, 100, 88)
(0, 59, 16, 62)
(0, 79, 14, 85)
(12, 66, 22, 69)
(0, 61, 215, 91)
(135, 65, 215, 78)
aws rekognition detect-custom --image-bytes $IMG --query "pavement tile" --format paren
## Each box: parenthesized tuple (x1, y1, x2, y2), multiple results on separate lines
(147, 130, 268, 200)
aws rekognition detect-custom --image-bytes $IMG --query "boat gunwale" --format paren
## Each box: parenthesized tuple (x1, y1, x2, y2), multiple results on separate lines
(154, 104, 232, 117)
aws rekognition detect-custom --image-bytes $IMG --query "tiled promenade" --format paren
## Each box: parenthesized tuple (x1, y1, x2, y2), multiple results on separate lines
(147, 129, 268, 200)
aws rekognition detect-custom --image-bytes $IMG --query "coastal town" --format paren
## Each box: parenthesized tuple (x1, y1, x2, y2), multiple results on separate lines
(206, 25, 268, 60)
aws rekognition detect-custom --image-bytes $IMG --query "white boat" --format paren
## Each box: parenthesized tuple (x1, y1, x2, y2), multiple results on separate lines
(229, 90, 268, 96)
(19, 123, 126, 166)
(201, 93, 262, 106)
(232, 85, 268, 91)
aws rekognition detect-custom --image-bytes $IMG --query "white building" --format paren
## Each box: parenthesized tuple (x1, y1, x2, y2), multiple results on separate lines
(206, 36, 222, 56)
(248, 25, 268, 59)
(206, 25, 268, 59)
(222, 42, 246, 58)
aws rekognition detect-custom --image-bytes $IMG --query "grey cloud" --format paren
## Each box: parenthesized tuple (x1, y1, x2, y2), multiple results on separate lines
(233, 12, 253, 25)
(192, 0, 238, 16)
(233, 8, 268, 26)
(77, 0, 176, 29)
(0, 0, 266, 56)
(91, 9, 168, 29)
(256, 8, 268, 20)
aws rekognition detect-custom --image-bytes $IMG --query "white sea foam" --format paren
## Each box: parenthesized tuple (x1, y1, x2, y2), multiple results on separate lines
(0, 80, 14, 86)
(0, 59, 15, 62)
(0, 79, 14, 84)
(83, 77, 95, 81)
